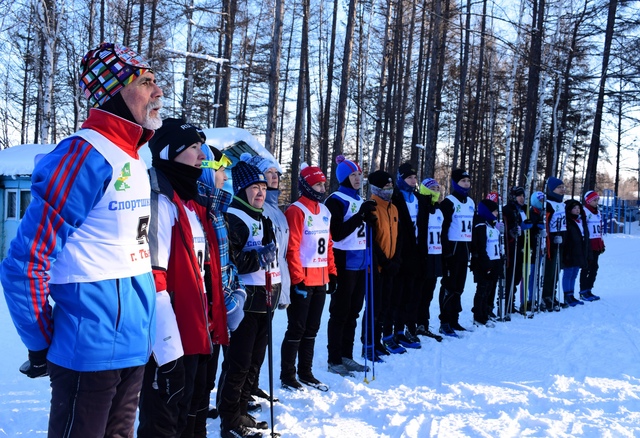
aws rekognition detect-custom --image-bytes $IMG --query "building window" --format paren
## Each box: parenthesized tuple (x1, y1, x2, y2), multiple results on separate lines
(20, 190, 31, 218)
(5, 190, 17, 220)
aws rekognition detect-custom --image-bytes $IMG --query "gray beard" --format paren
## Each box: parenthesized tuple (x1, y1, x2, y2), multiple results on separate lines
(143, 114, 162, 130)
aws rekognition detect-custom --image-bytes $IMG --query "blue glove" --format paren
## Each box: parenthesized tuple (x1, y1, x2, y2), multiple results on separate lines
(294, 282, 308, 299)
(19, 349, 49, 378)
(521, 220, 533, 230)
(537, 222, 545, 230)
(225, 289, 247, 331)
(257, 242, 277, 268)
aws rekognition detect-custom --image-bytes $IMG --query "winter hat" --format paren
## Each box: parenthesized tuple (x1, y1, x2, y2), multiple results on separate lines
(565, 199, 581, 216)
(421, 178, 440, 190)
(451, 168, 470, 183)
(478, 199, 498, 222)
(300, 163, 326, 187)
(79, 42, 152, 108)
(368, 170, 393, 189)
(232, 161, 266, 195)
(530, 191, 545, 210)
(486, 192, 500, 203)
(240, 152, 278, 174)
(299, 163, 326, 202)
(336, 155, 362, 184)
(584, 190, 599, 204)
(398, 162, 417, 180)
(149, 118, 204, 163)
(510, 186, 525, 197)
(547, 177, 563, 192)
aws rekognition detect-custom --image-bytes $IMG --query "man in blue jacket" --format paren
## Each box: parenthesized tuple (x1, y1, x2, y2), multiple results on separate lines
(1, 42, 162, 437)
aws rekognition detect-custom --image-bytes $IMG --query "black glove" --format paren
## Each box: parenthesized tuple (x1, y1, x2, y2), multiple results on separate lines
(327, 274, 338, 294)
(358, 200, 377, 223)
(156, 357, 185, 405)
(19, 348, 49, 378)
(257, 242, 277, 268)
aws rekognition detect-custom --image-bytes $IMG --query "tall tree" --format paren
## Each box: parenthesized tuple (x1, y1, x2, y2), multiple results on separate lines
(584, 0, 618, 192)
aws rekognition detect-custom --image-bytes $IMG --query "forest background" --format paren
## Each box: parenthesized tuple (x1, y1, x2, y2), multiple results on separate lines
(1, 0, 640, 204)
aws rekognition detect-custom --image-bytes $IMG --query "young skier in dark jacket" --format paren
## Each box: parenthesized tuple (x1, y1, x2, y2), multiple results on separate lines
(470, 200, 502, 326)
(439, 169, 475, 336)
(217, 160, 278, 438)
(390, 162, 427, 349)
(416, 178, 444, 341)
(561, 199, 589, 307)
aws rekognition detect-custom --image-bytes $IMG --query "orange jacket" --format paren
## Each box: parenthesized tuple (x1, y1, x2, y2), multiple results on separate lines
(370, 194, 400, 272)
(285, 196, 338, 286)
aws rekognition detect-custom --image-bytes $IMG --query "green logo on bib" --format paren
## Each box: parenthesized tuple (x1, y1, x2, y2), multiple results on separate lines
(115, 163, 131, 191)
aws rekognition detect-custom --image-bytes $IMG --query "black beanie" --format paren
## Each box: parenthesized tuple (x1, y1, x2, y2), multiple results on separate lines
(149, 118, 204, 162)
(398, 162, 417, 180)
(232, 161, 267, 195)
(368, 170, 393, 189)
(452, 168, 470, 183)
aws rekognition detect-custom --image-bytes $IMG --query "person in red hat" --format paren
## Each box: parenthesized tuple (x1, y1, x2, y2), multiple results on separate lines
(280, 163, 337, 391)
(1, 42, 162, 437)
(579, 191, 604, 301)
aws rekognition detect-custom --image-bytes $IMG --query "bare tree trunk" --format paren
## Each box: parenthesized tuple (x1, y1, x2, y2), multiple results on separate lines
(137, 0, 145, 53)
(452, 0, 471, 169)
(329, 0, 359, 191)
(369, 0, 393, 173)
(319, 0, 339, 174)
(216, 0, 237, 127)
(501, 0, 525, 201)
(147, 0, 158, 59)
(468, 0, 488, 182)
(518, 0, 545, 186)
(584, 0, 617, 192)
(264, 0, 284, 153)
(36, 0, 59, 145)
(290, 0, 310, 202)
(181, 0, 194, 121)
(423, 0, 441, 176)
(396, 0, 417, 171)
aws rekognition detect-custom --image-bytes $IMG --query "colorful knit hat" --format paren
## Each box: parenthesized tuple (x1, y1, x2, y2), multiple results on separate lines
(79, 42, 152, 108)
(335, 155, 362, 183)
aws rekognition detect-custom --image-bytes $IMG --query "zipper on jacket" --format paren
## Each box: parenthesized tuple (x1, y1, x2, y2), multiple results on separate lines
(115, 278, 122, 331)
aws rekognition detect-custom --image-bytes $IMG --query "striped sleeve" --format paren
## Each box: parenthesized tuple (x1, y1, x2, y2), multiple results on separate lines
(0, 138, 112, 351)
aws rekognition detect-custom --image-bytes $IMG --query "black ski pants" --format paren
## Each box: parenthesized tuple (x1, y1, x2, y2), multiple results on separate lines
(377, 272, 396, 338)
(194, 343, 226, 438)
(439, 241, 470, 325)
(281, 285, 327, 380)
(580, 251, 600, 292)
(473, 269, 499, 324)
(417, 276, 438, 328)
(48, 362, 144, 438)
(542, 240, 563, 303)
(505, 239, 523, 312)
(218, 311, 269, 430)
(138, 354, 202, 438)
(327, 267, 365, 365)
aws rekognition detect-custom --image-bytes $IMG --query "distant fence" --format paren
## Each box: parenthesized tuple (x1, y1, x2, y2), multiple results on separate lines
(600, 195, 638, 235)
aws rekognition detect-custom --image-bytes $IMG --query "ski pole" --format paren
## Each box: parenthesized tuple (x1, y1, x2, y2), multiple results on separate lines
(265, 265, 276, 437)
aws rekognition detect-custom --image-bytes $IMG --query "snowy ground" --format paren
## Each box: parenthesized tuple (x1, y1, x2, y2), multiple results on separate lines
(2, 228, 640, 437)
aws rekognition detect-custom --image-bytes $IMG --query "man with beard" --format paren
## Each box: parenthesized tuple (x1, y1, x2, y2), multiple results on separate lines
(1, 42, 162, 437)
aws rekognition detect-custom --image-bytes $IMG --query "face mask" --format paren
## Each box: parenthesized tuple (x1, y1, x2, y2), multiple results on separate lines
(372, 185, 393, 201)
